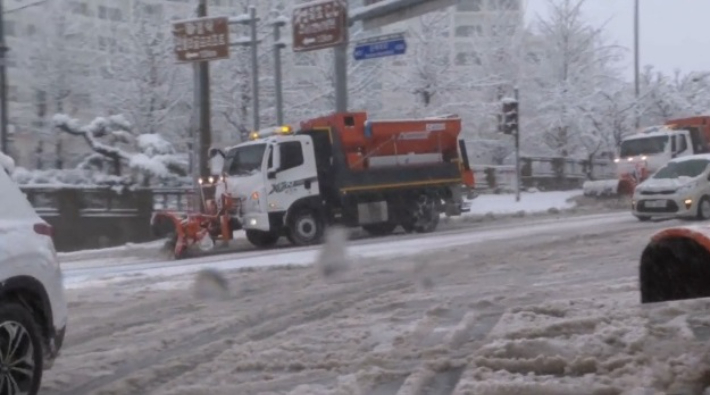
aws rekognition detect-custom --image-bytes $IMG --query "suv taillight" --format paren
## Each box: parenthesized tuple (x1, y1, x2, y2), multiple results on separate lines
(34, 223, 53, 237)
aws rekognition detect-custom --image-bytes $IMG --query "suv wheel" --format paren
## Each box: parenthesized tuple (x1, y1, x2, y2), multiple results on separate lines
(0, 303, 43, 395)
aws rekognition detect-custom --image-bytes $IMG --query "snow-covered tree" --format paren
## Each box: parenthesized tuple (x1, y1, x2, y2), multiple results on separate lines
(524, 0, 626, 158)
(52, 113, 188, 186)
(638, 66, 710, 125)
(289, 25, 383, 118)
(94, 1, 192, 143)
(384, 9, 456, 115)
(22, 0, 99, 167)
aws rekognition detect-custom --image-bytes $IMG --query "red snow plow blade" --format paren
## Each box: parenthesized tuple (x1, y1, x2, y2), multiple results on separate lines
(150, 179, 239, 259)
(639, 225, 710, 304)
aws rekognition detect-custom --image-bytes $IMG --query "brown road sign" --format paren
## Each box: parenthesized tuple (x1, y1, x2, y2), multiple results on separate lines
(172, 16, 230, 62)
(292, 0, 348, 52)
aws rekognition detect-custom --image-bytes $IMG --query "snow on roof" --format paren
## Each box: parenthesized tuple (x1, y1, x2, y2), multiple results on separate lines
(272, 15, 289, 24)
(228, 13, 252, 23)
(669, 153, 710, 163)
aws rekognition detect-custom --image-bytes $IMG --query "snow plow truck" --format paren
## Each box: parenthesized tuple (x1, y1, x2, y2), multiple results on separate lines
(583, 116, 710, 198)
(152, 111, 475, 257)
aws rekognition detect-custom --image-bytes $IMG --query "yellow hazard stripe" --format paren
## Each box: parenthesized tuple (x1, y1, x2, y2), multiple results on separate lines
(340, 178, 463, 193)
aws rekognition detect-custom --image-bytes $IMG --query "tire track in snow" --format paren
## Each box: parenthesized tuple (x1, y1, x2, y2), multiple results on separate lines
(54, 273, 414, 395)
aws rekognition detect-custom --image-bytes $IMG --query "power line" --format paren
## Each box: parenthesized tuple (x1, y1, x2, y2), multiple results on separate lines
(5, 0, 50, 14)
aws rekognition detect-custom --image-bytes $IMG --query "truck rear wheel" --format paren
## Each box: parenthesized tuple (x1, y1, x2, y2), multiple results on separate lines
(287, 208, 324, 246)
(401, 195, 440, 234)
(246, 230, 279, 248)
(362, 222, 397, 237)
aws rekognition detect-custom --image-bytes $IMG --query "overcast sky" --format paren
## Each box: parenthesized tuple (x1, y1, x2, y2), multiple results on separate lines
(523, 0, 710, 81)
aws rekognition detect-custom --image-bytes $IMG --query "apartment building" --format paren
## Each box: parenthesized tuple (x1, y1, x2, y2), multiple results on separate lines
(3, 0, 528, 168)
(3, 0, 272, 168)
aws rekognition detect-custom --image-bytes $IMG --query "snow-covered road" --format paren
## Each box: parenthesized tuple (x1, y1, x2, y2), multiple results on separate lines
(41, 211, 710, 395)
(61, 212, 637, 287)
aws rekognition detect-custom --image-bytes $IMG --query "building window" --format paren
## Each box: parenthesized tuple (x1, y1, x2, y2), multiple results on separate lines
(142, 4, 163, 18)
(454, 51, 481, 66)
(98, 36, 117, 51)
(490, 0, 520, 11)
(35, 90, 47, 118)
(454, 25, 483, 37)
(70, 1, 90, 16)
(457, 0, 483, 12)
(99, 6, 123, 21)
(526, 51, 540, 64)
(491, 24, 516, 36)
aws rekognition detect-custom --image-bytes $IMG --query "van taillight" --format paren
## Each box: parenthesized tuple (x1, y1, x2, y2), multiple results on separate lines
(33, 223, 53, 237)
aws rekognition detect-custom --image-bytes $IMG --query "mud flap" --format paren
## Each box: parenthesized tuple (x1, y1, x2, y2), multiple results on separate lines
(640, 226, 710, 304)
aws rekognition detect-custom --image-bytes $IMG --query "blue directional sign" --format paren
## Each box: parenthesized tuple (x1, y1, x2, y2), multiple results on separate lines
(353, 33, 407, 61)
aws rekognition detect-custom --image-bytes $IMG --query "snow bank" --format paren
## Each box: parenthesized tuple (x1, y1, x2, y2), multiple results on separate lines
(0, 152, 15, 174)
(465, 190, 581, 216)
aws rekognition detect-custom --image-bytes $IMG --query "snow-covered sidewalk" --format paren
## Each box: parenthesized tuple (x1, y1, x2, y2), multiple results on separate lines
(41, 213, 710, 395)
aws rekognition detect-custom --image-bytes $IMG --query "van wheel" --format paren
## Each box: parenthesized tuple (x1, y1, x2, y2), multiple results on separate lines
(287, 208, 324, 246)
(697, 196, 710, 220)
(246, 230, 279, 248)
(0, 304, 44, 395)
(635, 215, 651, 222)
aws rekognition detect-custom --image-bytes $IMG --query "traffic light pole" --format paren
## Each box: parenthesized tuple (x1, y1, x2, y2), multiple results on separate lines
(514, 87, 520, 202)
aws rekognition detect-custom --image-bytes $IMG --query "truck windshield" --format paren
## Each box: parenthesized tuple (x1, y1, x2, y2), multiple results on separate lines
(224, 144, 266, 176)
(619, 136, 669, 157)
(652, 159, 710, 179)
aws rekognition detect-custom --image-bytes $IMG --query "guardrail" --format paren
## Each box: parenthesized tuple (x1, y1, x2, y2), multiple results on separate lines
(472, 157, 615, 192)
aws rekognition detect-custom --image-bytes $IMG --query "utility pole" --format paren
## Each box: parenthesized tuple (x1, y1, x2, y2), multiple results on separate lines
(333, 44, 348, 112)
(633, 0, 640, 129)
(196, 0, 211, 178)
(272, 18, 286, 125)
(513, 87, 520, 202)
(231, 7, 261, 132)
(249, 6, 259, 131)
(0, 0, 9, 154)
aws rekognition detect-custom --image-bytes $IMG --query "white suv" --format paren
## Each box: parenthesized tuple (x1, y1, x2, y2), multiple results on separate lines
(632, 153, 710, 221)
(0, 153, 67, 395)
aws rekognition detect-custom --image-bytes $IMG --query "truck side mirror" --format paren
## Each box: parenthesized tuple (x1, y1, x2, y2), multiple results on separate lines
(208, 148, 225, 175)
(267, 144, 281, 179)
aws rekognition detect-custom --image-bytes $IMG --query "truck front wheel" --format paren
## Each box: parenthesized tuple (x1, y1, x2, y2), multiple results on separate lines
(246, 230, 279, 248)
(287, 208, 324, 246)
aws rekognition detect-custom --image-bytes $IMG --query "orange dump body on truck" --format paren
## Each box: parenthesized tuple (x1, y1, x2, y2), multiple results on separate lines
(665, 116, 710, 152)
(299, 112, 474, 190)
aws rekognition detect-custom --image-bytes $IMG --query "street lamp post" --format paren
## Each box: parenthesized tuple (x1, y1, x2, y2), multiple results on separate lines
(0, 0, 10, 154)
(634, 0, 640, 129)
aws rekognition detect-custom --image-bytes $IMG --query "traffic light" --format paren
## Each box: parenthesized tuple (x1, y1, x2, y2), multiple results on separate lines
(500, 99, 518, 135)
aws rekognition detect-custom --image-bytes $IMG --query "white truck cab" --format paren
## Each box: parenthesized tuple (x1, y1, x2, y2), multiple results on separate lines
(210, 126, 323, 246)
(616, 126, 695, 180)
